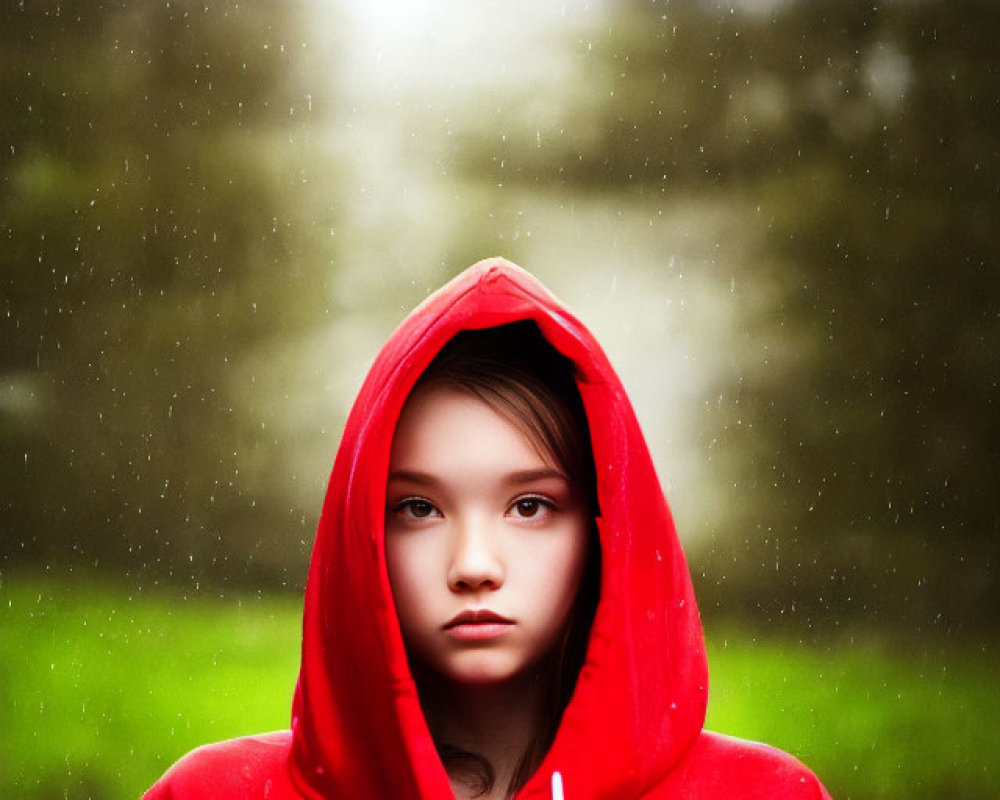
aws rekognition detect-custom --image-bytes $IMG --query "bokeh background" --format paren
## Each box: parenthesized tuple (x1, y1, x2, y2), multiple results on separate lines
(2, 1, 997, 798)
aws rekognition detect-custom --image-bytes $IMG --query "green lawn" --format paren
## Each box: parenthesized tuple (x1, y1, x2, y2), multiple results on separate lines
(1, 577, 300, 799)
(2, 576, 997, 799)
(705, 630, 999, 799)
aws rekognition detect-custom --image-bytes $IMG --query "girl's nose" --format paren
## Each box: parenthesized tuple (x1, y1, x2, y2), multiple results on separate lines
(447, 517, 504, 592)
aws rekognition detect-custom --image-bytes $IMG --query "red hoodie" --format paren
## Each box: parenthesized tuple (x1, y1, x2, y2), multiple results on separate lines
(145, 259, 831, 799)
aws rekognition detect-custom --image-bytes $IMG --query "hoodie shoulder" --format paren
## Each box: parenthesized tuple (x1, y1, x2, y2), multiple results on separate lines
(650, 730, 832, 799)
(143, 731, 297, 800)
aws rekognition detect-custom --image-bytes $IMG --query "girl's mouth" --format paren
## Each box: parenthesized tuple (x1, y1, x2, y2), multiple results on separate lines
(443, 609, 515, 641)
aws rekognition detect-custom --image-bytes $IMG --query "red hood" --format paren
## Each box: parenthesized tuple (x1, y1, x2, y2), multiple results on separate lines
(288, 259, 708, 798)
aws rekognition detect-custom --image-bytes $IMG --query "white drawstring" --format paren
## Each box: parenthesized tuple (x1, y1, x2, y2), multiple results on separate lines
(551, 770, 564, 800)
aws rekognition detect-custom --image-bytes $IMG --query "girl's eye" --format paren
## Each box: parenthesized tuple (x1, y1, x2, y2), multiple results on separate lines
(393, 499, 440, 519)
(508, 497, 553, 519)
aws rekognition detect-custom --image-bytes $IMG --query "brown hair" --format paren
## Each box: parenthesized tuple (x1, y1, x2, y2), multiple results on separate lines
(409, 321, 601, 798)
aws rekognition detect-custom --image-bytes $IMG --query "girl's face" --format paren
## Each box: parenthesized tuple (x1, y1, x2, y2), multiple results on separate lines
(385, 385, 591, 687)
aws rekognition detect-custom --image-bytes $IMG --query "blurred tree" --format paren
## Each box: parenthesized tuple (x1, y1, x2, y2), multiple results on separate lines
(1, 0, 336, 588)
(709, 0, 1000, 634)
(457, 0, 999, 633)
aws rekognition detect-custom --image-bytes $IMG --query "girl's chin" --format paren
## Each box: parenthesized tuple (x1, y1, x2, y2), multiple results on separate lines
(444, 664, 523, 687)
(438, 657, 553, 690)
(408, 647, 555, 691)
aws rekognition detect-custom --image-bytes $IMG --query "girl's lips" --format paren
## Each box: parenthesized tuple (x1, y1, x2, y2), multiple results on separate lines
(443, 609, 514, 641)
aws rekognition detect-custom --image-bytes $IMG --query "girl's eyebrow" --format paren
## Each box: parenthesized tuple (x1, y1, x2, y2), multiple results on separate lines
(387, 469, 438, 485)
(386, 468, 567, 486)
(504, 468, 568, 486)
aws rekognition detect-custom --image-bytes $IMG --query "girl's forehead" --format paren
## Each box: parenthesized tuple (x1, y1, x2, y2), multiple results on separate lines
(390, 385, 560, 475)
(395, 385, 525, 447)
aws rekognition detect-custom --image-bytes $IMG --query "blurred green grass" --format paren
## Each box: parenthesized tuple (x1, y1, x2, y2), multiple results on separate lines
(1, 576, 300, 799)
(2, 576, 997, 799)
(706, 629, 999, 799)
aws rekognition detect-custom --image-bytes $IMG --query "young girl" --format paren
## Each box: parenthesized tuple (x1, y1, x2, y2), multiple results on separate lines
(145, 259, 831, 799)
